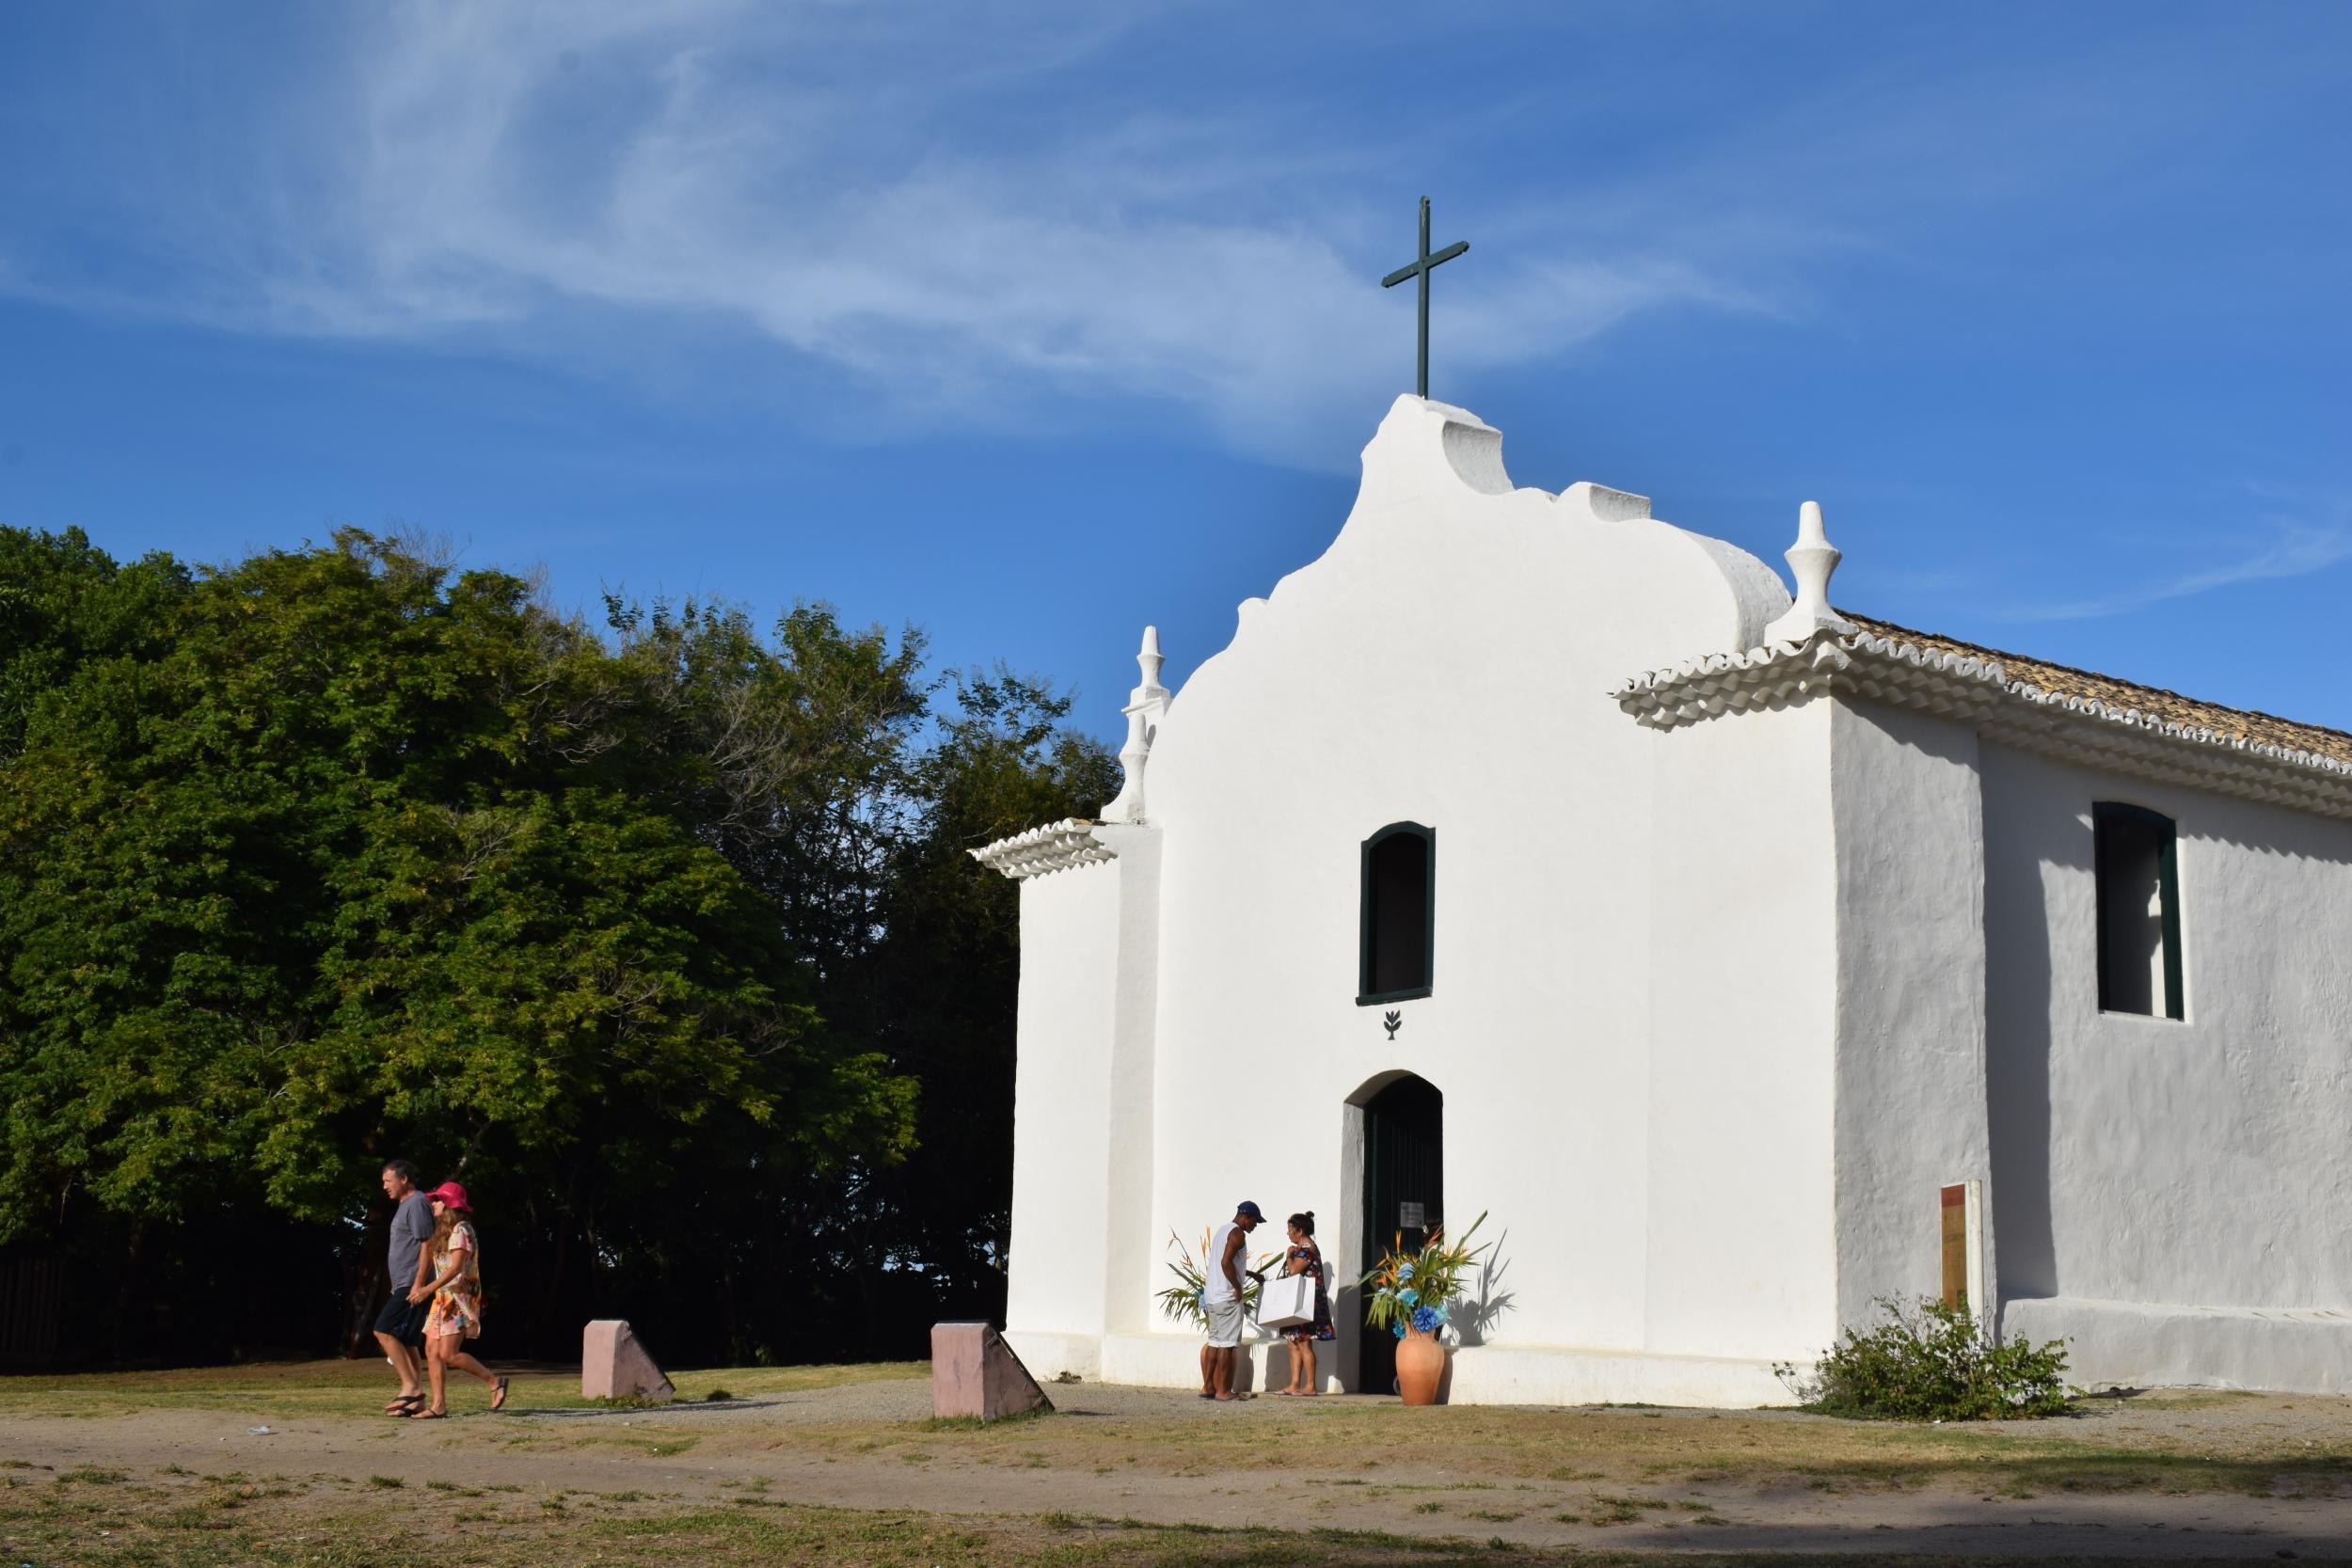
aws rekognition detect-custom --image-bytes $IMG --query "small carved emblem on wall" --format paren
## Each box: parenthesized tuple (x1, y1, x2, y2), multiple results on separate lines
(1383, 1010, 1402, 1039)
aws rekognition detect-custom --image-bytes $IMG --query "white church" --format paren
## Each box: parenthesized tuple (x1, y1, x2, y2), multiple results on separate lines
(974, 394, 2352, 1404)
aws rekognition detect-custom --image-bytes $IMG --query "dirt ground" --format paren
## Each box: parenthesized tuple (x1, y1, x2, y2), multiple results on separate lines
(8, 1361, 2352, 1563)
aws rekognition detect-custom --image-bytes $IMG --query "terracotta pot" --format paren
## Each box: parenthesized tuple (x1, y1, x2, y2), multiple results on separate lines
(1395, 1326, 1445, 1405)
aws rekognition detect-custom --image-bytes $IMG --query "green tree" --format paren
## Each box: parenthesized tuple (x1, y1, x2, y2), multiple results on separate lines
(0, 525, 187, 761)
(836, 668, 1120, 1323)
(0, 531, 914, 1356)
(0, 521, 1108, 1363)
(591, 598, 1117, 1354)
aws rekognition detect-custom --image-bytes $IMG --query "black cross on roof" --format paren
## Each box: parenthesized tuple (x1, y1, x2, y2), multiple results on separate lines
(1381, 197, 1470, 401)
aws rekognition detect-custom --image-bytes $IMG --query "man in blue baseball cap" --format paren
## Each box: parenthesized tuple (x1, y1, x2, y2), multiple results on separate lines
(1200, 1201, 1268, 1402)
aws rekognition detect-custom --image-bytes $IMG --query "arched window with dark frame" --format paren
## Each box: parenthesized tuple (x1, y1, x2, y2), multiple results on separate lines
(2093, 801, 2184, 1021)
(1359, 822, 1434, 1005)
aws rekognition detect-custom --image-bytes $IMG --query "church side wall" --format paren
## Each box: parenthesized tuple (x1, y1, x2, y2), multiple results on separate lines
(1827, 702, 1994, 1329)
(1982, 742, 2352, 1391)
(1002, 863, 1124, 1376)
(1643, 701, 1841, 1363)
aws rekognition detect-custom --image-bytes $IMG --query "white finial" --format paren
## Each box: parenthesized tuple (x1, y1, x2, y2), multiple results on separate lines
(1761, 499, 1857, 645)
(1102, 625, 1172, 823)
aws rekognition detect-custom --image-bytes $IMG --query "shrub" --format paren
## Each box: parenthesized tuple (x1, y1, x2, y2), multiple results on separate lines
(1774, 1296, 2073, 1420)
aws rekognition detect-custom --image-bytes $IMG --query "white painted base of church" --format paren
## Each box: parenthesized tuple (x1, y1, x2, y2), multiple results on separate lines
(1102, 1333, 1339, 1396)
(2004, 1298, 2352, 1396)
(1006, 1330, 1791, 1407)
(1440, 1345, 1791, 1409)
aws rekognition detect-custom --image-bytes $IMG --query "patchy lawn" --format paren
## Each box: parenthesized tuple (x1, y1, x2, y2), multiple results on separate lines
(8, 1362, 2352, 1563)
(7, 1474, 2334, 1568)
(0, 1357, 923, 1420)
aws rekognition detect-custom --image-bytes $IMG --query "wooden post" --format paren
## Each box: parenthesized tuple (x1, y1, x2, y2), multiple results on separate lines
(1939, 1184, 1969, 1308)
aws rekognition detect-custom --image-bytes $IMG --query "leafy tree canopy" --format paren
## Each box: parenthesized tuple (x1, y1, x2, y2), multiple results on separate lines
(0, 519, 1127, 1371)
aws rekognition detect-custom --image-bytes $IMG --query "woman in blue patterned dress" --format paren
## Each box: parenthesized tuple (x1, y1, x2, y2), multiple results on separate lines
(1277, 1212, 1334, 1397)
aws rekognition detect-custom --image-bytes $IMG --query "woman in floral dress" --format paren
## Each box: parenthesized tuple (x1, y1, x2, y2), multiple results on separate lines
(407, 1181, 508, 1418)
(1276, 1212, 1334, 1397)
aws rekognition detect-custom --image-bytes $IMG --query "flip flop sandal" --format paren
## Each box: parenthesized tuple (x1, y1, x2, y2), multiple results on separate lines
(384, 1394, 424, 1415)
(405, 1408, 448, 1420)
(490, 1376, 511, 1412)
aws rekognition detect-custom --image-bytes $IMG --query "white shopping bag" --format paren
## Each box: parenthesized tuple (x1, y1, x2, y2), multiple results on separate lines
(1255, 1270, 1315, 1329)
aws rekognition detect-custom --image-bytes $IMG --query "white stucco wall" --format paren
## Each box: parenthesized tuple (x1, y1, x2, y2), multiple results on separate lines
(1051, 395, 1835, 1403)
(1002, 861, 1120, 1371)
(1002, 826, 1161, 1379)
(1828, 701, 1996, 1326)
(1981, 740, 2352, 1390)
(1641, 699, 1840, 1364)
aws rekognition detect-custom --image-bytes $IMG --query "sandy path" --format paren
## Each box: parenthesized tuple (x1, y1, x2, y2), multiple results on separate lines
(6, 1381, 2352, 1560)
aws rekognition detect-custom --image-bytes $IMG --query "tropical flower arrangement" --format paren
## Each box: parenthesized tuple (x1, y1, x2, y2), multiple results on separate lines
(1359, 1211, 1489, 1340)
(1155, 1227, 1280, 1328)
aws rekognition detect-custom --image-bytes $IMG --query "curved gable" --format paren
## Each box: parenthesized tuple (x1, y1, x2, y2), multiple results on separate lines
(1146, 394, 1790, 826)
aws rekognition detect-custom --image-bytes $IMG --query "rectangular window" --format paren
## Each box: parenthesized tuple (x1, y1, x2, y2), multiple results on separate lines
(2093, 801, 2183, 1021)
(1359, 822, 1434, 1005)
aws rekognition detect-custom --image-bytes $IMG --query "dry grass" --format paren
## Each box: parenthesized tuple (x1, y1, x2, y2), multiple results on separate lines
(0, 1357, 924, 1421)
(14, 1360, 2335, 1501)
(761, 1393, 2352, 1499)
(7, 1361, 2352, 1564)
(1, 1472, 2310, 1568)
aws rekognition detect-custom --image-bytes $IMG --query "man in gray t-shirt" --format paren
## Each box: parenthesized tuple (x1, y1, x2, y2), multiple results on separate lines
(373, 1161, 437, 1413)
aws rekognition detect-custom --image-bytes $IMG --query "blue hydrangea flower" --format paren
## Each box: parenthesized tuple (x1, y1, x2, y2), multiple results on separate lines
(1391, 1321, 1406, 1339)
(1396, 1288, 1419, 1308)
(1395, 1261, 1415, 1281)
(1411, 1305, 1441, 1335)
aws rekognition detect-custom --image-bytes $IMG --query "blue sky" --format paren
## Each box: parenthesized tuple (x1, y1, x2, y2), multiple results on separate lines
(3, 2, 2347, 743)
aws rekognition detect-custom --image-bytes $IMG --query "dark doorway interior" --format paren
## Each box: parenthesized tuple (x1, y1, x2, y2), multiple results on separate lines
(1358, 1074, 1443, 1395)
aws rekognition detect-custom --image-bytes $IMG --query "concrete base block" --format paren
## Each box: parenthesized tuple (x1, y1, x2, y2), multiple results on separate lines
(2003, 1295, 2352, 1395)
(931, 1322, 1053, 1420)
(581, 1319, 675, 1402)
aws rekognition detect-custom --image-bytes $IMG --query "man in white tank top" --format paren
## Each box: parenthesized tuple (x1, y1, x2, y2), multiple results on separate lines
(1200, 1201, 1266, 1402)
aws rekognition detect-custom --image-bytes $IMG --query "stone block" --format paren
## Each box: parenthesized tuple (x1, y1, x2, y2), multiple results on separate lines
(581, 1319, 675, 1403)
(930, 1322, 1052, 1421)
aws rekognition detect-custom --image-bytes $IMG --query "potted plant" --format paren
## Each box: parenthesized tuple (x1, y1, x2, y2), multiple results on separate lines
(1155, 1227, 1279, 1328)
(1359, 1212, 1489, 1404)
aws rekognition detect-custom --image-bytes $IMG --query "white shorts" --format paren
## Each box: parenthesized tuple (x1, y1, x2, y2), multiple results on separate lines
(1204, 1297, 1246, 1348)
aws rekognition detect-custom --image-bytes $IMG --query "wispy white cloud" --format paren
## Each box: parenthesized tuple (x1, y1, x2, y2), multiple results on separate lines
(1999, 503, 2352, 622)
(0, 2, 2324, 465)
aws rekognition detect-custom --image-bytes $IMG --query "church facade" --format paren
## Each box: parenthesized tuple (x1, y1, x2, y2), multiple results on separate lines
(975, 395, 2352, 1403)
